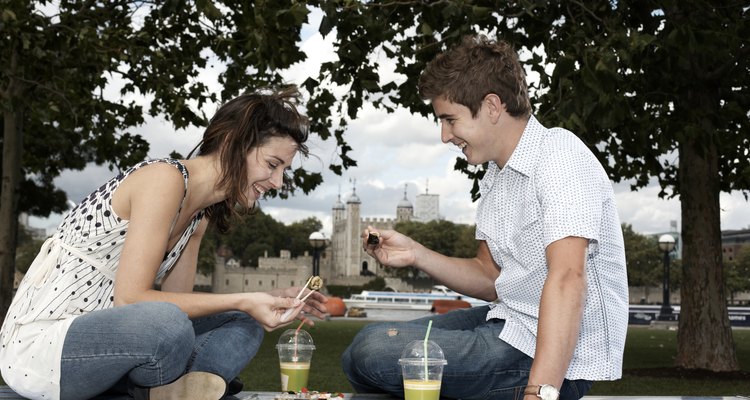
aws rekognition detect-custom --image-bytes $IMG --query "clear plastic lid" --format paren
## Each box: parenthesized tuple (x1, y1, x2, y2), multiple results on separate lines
(398, 340, 447, 366)
(276, 329, 316, 350)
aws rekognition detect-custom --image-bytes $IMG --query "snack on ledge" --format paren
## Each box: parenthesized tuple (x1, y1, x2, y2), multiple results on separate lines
(274, 388, 345, 399)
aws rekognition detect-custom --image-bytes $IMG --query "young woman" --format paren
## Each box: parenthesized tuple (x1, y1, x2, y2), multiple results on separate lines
(0, 86, 328, 400)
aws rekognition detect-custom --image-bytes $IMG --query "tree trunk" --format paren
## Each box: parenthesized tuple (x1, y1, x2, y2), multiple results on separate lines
(676, 137, 739, 371)
(0, 44, 24, 328)
(0, 107, 23, 328)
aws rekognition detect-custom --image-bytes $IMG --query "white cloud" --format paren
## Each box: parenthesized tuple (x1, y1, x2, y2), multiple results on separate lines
(613, 182, 681, 234)
(720, 192, 750, 231)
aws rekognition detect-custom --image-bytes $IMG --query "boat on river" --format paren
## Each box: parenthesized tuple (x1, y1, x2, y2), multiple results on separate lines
(343, 288, 750, 326)
(343, 285, 490, 311)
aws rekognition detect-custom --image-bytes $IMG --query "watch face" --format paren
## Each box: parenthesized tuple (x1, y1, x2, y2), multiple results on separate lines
(539, 384, 559, 400)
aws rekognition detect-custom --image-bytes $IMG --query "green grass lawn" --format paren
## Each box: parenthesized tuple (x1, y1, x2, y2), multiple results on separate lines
(240, 320, 750, 396)
(1, 320, 746, 395)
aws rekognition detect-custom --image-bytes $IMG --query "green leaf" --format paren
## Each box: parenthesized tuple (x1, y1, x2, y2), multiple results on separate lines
(420, 22, 433, 36)
(319, 15, 333, 37)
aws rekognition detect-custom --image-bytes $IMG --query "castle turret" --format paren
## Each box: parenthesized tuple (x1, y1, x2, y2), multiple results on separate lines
(333, 192, 346, 223)
(396, 183, 413, 222)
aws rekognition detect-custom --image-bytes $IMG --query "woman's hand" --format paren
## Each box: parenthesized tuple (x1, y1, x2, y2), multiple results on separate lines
(237, 292, 307, 331)
(267, 286, 329, 325)
(362, 226, 420, 268)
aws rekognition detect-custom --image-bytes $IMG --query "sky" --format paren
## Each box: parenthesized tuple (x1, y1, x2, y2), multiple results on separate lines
(28, 9, 750, 239)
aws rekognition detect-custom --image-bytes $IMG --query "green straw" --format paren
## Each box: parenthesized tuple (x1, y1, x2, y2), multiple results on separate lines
(423, 320, 433, 381)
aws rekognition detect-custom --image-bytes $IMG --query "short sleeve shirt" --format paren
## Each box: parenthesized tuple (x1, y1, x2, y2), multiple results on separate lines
(476, 116, 629, 380)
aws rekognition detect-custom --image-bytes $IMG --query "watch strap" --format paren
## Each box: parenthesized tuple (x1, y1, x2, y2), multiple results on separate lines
(523, 384, 559, 399)
(523, 385, 540, 396)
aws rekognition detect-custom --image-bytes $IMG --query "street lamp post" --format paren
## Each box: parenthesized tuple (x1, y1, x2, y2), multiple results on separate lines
(657, 234, 676, 321)
(308, 231, 327, 277)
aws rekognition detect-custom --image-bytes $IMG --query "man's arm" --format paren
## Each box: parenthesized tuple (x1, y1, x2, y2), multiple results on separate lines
(526, 236, 588, 396)
(415, 240, 500, 301)
(365, 227, 500, 301)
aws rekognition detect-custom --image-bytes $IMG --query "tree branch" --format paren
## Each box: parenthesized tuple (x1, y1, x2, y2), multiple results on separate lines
(706, 44, 750, 81)
(567, 0, 604, 24)
(350, 0, 432, 11)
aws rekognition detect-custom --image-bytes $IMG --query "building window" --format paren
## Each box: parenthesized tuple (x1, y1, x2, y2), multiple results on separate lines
(245, 279, 248, 285)
(259, 281, 262, 286)
(225, 279, 229, 285)
(291, 281, 294, 286)
(271, 280, 275, 287)
(360, 261, 375, 276)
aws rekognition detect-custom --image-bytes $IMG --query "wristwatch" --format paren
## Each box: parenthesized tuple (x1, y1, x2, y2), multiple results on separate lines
(524, 384, 559, 400)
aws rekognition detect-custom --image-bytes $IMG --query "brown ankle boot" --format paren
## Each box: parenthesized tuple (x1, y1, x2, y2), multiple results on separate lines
(130, 371, 226, 400)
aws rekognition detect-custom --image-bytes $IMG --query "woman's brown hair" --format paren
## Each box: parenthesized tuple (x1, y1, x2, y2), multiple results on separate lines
(189, 85, 309, 232)
(418, 35, 531, 118)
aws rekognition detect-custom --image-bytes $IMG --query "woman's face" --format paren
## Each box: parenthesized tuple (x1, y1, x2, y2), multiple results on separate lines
(244, 136, 298, 204)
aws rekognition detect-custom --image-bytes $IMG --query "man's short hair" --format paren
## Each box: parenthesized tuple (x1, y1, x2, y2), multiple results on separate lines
(418, 34, 531, 118)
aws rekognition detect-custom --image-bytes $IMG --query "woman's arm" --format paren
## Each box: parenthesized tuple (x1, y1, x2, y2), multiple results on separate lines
(160, 218, 207, 293)
(111, 164, 304, 330)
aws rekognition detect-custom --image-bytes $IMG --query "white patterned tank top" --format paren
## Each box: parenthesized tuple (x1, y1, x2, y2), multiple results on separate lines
(0, 158, 204, 400)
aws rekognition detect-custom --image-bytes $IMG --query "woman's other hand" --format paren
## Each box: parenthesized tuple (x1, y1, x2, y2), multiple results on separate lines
(267, 286, 329, 324)
(238, 292, 306, 331)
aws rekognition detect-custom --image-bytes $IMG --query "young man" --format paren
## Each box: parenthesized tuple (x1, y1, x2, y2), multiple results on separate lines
(341, 35, 628, 400)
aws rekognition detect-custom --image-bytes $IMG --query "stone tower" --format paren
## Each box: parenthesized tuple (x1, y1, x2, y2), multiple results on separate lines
(415, 181, 439, 222)
(330, 190, 347, 277)
(329, 181, 438, 279)
(344, 182, 361, 277)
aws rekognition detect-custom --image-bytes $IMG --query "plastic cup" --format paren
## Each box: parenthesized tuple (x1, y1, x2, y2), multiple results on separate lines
(398, 340, 447, 400)
(276, 329, 315, 392)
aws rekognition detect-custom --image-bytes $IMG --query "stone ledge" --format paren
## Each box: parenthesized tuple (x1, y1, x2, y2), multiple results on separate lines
(1, 387, 748, 400)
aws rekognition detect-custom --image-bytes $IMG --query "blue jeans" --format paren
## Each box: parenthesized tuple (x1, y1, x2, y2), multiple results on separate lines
(59, 302, 263, 400)
(341, 306, 592, 400)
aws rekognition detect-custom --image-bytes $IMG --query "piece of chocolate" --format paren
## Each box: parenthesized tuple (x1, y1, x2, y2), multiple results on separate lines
(367, 232, 380, 245)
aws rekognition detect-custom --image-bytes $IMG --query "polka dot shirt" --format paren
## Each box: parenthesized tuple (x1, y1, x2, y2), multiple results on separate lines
(477, 116, 629, 380)
(0, 159, 205, 399)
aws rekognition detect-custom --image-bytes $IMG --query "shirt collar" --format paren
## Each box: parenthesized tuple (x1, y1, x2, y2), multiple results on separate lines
(478, 115, 544, 197)
(478, 161, 499, 198)
(505, 115, 544, 177)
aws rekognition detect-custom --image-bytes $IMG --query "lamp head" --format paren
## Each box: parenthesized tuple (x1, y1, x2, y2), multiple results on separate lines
(308, 231, 327, 248)
(658, 234, 676, 252)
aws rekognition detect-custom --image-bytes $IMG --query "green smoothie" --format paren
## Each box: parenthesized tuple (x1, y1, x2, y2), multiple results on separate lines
(280, 361, 310, 392)
(403, 379, 441, 400)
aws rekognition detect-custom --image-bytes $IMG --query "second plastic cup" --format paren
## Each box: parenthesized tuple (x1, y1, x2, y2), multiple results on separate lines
(398, 340, 447, 400)
(276, 329, 316, 392)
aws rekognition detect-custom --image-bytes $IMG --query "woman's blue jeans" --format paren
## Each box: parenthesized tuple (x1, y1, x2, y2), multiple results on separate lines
(341, 306, 592, 400)
(59, 302, 263, 400)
